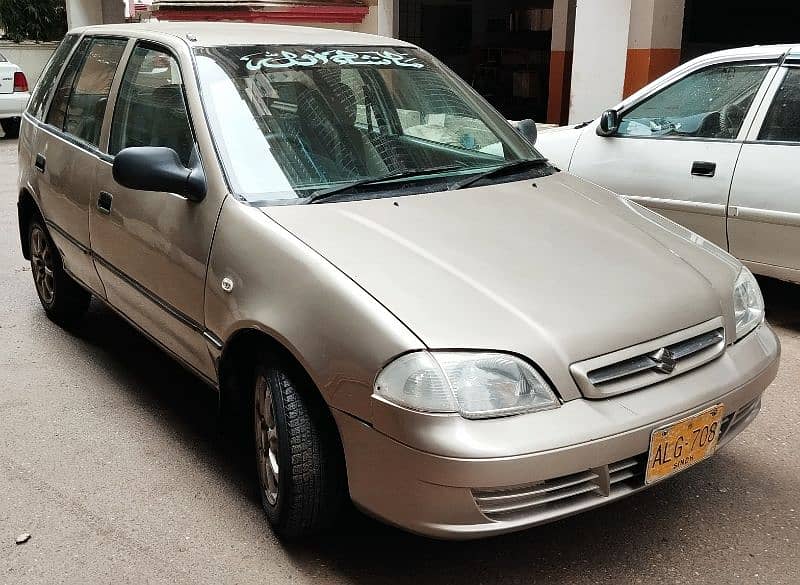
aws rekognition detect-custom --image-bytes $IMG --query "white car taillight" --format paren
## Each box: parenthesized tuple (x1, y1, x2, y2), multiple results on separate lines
(13, 71, 28, 92)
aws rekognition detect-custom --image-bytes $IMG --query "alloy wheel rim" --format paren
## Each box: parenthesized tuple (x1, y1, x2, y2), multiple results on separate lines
(31, 226, 55, 306)
(255, 374, 280, 506)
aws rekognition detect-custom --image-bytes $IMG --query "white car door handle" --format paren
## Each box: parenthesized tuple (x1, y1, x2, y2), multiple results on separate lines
(691, 161, 716, 177)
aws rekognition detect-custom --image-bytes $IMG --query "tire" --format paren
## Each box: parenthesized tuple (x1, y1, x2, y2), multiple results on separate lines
(1, 117, 20, 139)
(252, 354, 346, 540)
(29, 219, 91, 326)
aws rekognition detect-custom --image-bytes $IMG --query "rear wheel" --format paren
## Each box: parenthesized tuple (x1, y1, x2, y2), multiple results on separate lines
(252, 354, 346, 540)
(29, 219, 90, 326)
(1, 117, 20, 139)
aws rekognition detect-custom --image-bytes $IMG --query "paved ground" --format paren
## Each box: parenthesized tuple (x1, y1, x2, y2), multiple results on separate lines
(0, 134, 798, 585)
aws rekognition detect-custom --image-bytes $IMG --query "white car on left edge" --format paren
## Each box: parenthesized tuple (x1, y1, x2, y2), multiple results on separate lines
(0, 51, 29, 138)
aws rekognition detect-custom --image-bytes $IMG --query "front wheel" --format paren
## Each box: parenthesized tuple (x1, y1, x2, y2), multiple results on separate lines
(253, 356, 346, 540)
(29, 219, 90, 326)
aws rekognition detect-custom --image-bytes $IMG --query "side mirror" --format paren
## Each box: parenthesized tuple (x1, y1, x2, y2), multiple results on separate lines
(513, 118, 538, 145)
(112, 146, 207, 202)
(596, 109, 620, 137)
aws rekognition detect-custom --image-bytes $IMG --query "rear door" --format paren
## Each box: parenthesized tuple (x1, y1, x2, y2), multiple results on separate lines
(728, 58, 800, 279)
(569, 61, 776, 249)
(34, 35, 128, 295)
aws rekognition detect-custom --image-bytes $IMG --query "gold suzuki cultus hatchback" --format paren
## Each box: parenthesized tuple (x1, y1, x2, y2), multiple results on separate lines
(17, 22, 779, 540)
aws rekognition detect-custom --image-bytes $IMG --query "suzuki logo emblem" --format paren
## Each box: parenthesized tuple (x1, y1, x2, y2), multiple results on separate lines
(650, 347, 677, 374)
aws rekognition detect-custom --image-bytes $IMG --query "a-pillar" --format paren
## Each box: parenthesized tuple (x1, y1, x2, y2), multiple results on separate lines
(624, 0, 685, 97)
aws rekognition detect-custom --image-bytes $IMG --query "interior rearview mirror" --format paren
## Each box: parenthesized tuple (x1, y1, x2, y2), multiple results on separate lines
(113, 146, 207, 202)
(512, 118, 538, 145)
(596, 109, 620, 137)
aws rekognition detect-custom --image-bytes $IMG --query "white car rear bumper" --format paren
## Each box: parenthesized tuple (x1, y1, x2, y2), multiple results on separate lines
(0, 92, 29, 118)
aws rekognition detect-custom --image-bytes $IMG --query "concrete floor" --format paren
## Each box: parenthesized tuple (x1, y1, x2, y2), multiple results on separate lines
(0, 135, 798, 584)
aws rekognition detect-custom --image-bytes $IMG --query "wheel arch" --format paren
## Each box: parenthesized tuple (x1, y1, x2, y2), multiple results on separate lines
(17, 187, 41, 260)
(217, 327, 335, 428)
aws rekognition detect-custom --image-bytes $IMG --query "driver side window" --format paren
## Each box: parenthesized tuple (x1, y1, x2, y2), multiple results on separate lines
(617, 64, 769, 140)
(109, 44, 194, 166)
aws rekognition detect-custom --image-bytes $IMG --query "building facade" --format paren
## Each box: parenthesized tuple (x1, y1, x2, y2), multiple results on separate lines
(62, 0, 800, 125)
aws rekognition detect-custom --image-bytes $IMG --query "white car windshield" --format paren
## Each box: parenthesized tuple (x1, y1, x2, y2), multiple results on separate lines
(194, 45, 546, 203)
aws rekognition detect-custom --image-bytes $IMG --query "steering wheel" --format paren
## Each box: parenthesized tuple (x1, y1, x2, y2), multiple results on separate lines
(719, 104, 744, 138)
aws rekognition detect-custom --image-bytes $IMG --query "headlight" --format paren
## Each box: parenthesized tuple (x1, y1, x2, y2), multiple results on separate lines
(374, 351, 559, 419)
(733, 267, 764, 340)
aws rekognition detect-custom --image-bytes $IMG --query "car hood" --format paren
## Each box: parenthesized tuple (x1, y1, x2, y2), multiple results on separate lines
(262, 172, 728, 399)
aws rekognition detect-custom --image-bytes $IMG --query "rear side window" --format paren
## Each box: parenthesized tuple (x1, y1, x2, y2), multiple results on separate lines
(45, 37, 127, 146)
(109, 44, 194, 166)
(46, 37, 91, 129)
(758, 68, 800, 142)
(27, 34, 80, 121)
(63, 38, 127, 146)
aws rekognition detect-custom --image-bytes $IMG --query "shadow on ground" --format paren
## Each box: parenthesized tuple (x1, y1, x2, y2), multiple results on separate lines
(760, 275, 800, 332)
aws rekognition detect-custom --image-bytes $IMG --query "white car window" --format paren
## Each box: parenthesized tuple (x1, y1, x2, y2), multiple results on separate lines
(758, 68, 800, 142)
(618, 63, 769, 140)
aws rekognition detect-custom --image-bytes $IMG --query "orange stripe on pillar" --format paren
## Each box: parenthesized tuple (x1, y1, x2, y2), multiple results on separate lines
(547, 50, 573, 125)
(623, 48, 681, 98)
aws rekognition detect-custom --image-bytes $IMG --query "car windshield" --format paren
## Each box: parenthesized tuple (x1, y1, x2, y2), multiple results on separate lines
(194, 45, 547, 203)
(0, 52, 6, 62)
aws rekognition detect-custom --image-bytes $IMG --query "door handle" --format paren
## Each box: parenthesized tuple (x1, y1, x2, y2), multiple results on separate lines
(97, 191, 113, 215)
(691, 161, 716, 177)
(34, 153, 46, 173)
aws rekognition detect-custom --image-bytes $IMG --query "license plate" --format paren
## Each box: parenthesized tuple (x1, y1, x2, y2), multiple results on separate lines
(645, 404, 725, 485)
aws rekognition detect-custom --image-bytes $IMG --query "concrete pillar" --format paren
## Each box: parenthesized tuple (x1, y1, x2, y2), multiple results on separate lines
(101, 0, 126, 25)
(376, 0, 398, 37)
(568, 0, 632, 123)
(546, 0, 576, 124)
(356, 0, 397, 36)
(623, 0, 685, 96)
(65, 0, 125, 28)
(66, 0, 103, 28)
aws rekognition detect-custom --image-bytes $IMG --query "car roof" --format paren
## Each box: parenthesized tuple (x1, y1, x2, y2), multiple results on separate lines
(696, 43, 800, 62)
(74, 21, 414, 48)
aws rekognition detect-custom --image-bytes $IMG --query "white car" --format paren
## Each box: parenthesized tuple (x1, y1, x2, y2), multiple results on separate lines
(537, 44, 800, 286)
(0, 51, 29, 138)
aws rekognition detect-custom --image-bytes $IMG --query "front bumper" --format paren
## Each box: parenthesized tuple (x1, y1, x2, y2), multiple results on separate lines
(333, 324, 779, 539)
(0, 92, 28, 118)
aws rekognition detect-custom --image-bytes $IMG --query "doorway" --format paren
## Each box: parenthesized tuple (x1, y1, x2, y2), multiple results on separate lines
(399, 0, 554, 121)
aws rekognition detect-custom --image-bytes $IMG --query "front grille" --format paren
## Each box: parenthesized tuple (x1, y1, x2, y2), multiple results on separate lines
(473, 456, 645, 522)
(571, 317, 726, 399)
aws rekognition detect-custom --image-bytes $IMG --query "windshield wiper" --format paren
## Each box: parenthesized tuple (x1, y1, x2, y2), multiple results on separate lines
(448, 158, 548, 191)
(306, 165, 464, 204)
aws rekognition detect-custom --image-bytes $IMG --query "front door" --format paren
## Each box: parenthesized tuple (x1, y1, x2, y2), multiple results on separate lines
(570, 61, 776, 249)
(91, 41, 224, 381)
(728, 63, 800, 280)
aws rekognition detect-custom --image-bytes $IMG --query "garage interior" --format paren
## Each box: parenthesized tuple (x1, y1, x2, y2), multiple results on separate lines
(399, 0, 554, 121)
